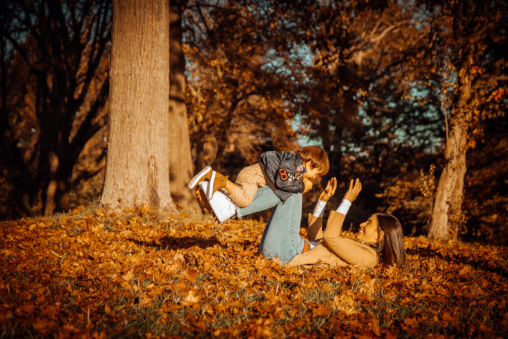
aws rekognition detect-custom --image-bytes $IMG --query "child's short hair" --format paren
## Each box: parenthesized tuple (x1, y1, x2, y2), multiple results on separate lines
(297, 146, 330, 175)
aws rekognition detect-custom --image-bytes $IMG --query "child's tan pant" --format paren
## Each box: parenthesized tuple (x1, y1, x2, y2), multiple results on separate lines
(229, 163, 267, 208)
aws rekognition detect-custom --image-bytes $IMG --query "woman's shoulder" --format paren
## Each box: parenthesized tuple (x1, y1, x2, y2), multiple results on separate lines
(339, 237, 378, 258)
(339, 238, 379, 267)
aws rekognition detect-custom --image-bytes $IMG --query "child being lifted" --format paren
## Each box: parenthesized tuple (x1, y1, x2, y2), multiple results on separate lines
(188, 146, 330, 222)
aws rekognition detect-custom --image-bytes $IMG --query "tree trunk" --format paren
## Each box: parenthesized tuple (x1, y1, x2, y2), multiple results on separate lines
(55, 162, 74, 212)
(195, 139, 208, 172)
(168, 0, 201, 213)
(428, 111, 469, 239)
(44, 151, 60, 216)
(211, 99, 240, 169)
(101, 0, 176, 212)
(320, 117, 343, 185)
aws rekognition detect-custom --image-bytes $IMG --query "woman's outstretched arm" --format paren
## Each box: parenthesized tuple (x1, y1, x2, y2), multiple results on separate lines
(323, 179, 375, 266)
(307, 178, 337, 241)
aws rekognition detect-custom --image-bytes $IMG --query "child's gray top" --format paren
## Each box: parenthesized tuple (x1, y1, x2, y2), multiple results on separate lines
(258, 151, 305, 202)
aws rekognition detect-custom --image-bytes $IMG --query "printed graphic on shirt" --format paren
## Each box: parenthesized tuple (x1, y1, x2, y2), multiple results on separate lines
(295, 165, 306, 179)
(279, 168, 288, 181)
(278, 168, 301, 182)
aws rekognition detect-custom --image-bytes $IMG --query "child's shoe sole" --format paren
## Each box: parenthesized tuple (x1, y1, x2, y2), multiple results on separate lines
(188, 166, 211, 189)
(206, 171, 216, 200)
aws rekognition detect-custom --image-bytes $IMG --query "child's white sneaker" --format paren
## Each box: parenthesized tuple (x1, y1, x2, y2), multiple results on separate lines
(198, 181, 237, 223)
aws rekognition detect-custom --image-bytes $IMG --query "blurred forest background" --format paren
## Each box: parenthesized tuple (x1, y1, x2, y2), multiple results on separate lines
(0, 0, 507, 245)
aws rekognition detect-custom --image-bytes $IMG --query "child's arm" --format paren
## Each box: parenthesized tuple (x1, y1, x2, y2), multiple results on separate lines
(302, 178, 313, 193)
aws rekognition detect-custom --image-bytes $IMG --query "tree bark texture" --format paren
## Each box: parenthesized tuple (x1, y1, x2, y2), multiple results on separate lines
(168, 0, 201, 212)
(428, 111, 469, 239)
(101, 0, 176, 212)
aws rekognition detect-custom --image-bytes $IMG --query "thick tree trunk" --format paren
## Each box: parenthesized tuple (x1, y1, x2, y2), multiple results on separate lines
(168, 0, 201, 213)
(428, 111, 469, 239)
(101, 0, 176, 212)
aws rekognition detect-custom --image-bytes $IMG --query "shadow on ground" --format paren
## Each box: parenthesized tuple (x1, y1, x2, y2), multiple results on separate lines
(407, 246, 506, 276)
(128, 235, 258, 251)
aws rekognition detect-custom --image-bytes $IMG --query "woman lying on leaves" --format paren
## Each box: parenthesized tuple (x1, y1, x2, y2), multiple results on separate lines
(287, 178, 406, 268)
(210, 174, 405, 268)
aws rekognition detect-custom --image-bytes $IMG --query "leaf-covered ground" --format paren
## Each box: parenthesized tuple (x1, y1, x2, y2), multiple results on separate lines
(1, 206, 507, 338)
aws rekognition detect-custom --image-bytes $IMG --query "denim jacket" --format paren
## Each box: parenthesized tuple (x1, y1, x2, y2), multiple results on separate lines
(258, 151, 305, 202)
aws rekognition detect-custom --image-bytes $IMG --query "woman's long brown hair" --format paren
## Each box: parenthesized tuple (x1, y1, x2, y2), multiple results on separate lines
(373, 213, 406, 267)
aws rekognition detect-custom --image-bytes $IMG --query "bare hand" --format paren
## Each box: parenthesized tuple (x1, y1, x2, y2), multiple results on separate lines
(343, 178, 362, 203)
(318, 177, 337, 202)
(303, 178, 313, 193)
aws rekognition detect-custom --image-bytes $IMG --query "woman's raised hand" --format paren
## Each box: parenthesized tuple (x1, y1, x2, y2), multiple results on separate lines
(343, 178, 362, 203)
(319, 177, 337, 202)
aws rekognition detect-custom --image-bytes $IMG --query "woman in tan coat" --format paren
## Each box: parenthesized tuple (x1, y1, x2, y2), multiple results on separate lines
(288, 178, 406, 268)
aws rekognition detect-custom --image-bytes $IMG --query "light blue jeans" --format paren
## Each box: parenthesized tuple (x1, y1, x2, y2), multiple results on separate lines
(237, 186, 304, 266)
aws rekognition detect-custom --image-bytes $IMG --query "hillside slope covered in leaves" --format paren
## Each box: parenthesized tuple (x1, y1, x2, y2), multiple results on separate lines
(1, 206, 507, 338)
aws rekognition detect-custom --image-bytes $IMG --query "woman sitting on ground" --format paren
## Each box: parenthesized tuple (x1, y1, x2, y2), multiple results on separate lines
(288, 178, 406, 268)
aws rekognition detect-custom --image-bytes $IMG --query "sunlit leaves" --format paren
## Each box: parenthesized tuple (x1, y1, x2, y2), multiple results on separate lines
(0, 206, 507, 337)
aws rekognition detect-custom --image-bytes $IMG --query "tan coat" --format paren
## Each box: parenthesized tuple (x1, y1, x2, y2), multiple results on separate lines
(288, 211, 378, 269)
(229, 163, 267, 207)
